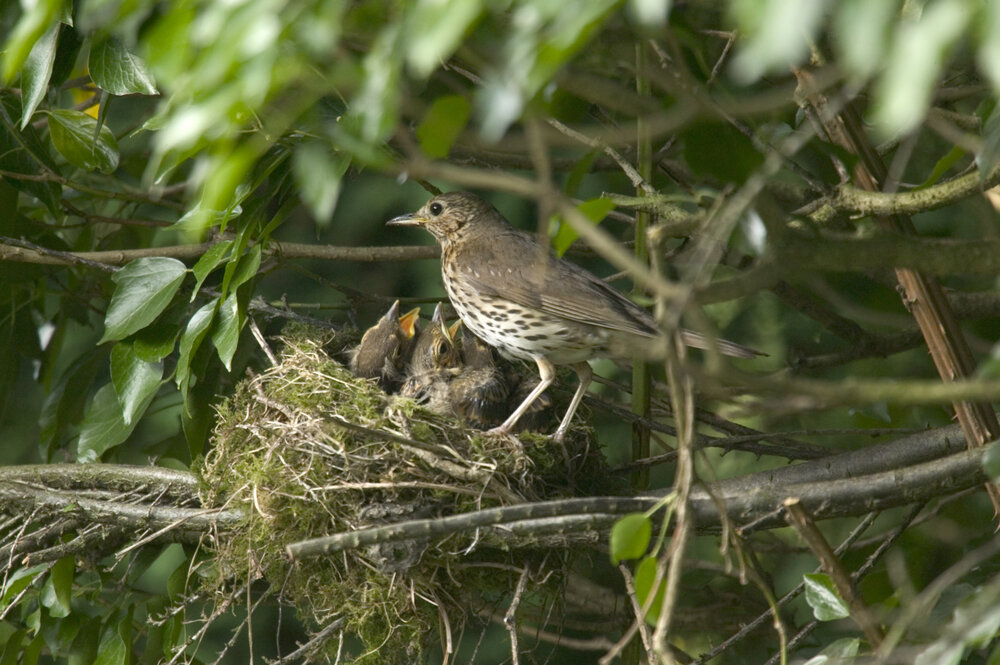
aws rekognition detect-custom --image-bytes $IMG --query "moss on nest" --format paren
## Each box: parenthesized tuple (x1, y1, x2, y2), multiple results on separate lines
(196, 323, 617, 660)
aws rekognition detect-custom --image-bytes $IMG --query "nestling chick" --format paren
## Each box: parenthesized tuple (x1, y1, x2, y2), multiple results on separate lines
(348, 300, 421, 392)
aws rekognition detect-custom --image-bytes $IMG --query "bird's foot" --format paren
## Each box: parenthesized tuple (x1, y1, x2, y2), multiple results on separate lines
(550, 428, 574, 477)
(484, 425, 515, 438)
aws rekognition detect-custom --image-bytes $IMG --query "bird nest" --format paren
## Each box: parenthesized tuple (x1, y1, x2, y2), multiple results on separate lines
(197, 322, 620, 663)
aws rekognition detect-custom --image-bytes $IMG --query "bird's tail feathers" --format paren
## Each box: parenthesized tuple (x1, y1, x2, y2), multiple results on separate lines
(680, 329, 762, 359)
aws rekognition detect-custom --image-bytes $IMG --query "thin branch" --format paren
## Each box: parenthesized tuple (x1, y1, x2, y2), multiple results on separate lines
(0, 238, 438, 268)
(783, 499, 884, 647)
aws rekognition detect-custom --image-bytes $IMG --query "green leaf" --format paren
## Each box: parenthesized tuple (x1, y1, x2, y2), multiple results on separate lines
(0, 629, 25, 665)
(920, 145, 966, 189)
(166, 559, 189, 602)
(355, 25, 402, 143)
(729, 0, 826, 82)
(190, 240, 233, 300)
(175, 299, 217, 392)
(292, 144, 349, 223)
(552, 197, 616, 257)
(20, 23, 60, 129)
(610, 513, 652, 563)
(46, 109, 120, 173)
(1, 0, 62, 83)
(40, 556, 73, 618)
(832, 0, 898, 84)
(39, 348, 104, 450)
(93, 616, 128, 665)
(802, 637, 861, 665)
(633, 555, 665, 624)
(50, 556, 74, 614)
(983, 441, 1000, 485)
(77, 383, 135, 462)
(404, 0, 482, 77)
(977, 105, 1000, 183)
(89, 36, 157, 96)
(132, 321, 180, 362)
(682, 122, 764, 184)
(803, 573, 850, 621)
(211, 294, 241, 371)
(225, 243, 262, 295)
(101, 258, 187, 343)
(21, 633, 43, 665)
(0, 97, 63, 215)
(416, 95, 471, 159)
(872, 0, 972, 137)
(110, 342, 163, 426)
(1, 564, 46, 604)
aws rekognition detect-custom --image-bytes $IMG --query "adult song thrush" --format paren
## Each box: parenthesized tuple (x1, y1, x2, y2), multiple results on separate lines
(348, 300, 421, 392)
(388, 191, 758, 442)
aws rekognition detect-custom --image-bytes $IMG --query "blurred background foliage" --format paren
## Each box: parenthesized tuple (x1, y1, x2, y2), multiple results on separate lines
(2, 0, 1000, 663)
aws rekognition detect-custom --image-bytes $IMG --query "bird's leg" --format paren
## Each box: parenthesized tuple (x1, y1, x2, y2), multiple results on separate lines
(487, 356, 555, 436)
(552, 362, 593, 444)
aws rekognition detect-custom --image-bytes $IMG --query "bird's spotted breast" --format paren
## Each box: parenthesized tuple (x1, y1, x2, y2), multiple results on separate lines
(445, 276, 598, 364)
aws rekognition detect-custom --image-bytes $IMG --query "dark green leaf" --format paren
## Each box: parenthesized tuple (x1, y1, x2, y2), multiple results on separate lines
(46, 109, 120, 173)
(416, 95, 470, 159)
(20, 23, 60, 129)
(190, 240, 233, 300)
(175, 299, 216, 393)
(77, 383, 135, 462)
(39, 348, 104, 451)
(682, 122, 763, 184)
(110, 342, 163, 426)
(1, 565, 46, 604)
(633, 555, 665, 624)
(211, 294, 241, 371)
(166, 559, 188, 602)
(0, 97, 62, 214)
(89, 36, 157, 96)
(132, 322, 180, 363)
(0, 629, 25, 665)
(803, 573, 850, 621)
(100, 258, 187, 343)
(40, 556, 73, 618)
(183, 359, 218, 459)
(226, 244, 261, 294)
(21, 634, 42, 665)
(610, 513, 652, 563)
(93, 616, 128, 665)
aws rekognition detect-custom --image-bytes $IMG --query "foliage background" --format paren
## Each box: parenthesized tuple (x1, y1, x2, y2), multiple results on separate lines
(3, 0, 1000, 663)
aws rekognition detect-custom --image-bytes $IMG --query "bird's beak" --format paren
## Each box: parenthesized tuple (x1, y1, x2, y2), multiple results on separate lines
(448, 320, 461, 339)
(398, 306, 421, 338)
(431, 301, 446, 327)
(387, 212, 425, 227)
(382, 299, 401, 323)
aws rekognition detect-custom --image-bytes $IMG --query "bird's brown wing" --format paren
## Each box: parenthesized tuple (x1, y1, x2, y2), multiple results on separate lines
(455, 230, 660, 338)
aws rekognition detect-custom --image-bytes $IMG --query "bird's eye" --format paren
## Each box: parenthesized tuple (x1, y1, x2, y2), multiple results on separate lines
(434, 341, 447, 357)
(429, 202, 444, 216)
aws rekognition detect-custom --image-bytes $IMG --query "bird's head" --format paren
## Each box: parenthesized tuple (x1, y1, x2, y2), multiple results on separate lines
(387, 191, 497, 244)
